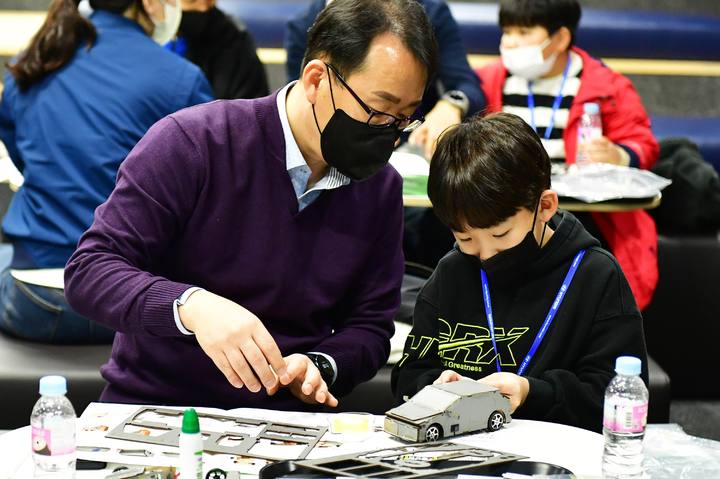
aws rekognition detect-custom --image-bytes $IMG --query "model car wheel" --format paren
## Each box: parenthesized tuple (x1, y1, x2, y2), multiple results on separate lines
(425, 424, 443, 442)
(487, 411, 505, 431)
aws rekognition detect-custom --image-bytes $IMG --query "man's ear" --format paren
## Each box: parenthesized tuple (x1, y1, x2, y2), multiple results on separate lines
(538, 189, 559, 223)
(301, 60, 327, 105)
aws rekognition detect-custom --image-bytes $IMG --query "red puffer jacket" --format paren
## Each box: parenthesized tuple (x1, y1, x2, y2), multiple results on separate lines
(476, 47, 660, 310)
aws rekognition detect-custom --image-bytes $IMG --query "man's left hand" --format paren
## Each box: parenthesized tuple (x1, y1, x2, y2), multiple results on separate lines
(478, 372, 529, 413)
(408, 100, 462, 159)
(267, 353, 338, 407)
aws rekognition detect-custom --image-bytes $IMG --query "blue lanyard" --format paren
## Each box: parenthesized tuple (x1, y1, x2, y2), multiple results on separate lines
(480, 249, 586, 376)
(527, 57, 572, 140)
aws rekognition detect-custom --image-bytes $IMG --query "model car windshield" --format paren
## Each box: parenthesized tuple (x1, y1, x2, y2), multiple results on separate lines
(410, 387, 458, 410)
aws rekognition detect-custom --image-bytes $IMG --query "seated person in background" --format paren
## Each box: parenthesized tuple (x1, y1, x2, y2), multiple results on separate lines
(168, 0, 269, 99)
(476, 0, 660, 310)
(65, 0, 438, 410)
(392, 113, 648, 433)
(287, 0, 486, 269)
(0, 0, 212, 344)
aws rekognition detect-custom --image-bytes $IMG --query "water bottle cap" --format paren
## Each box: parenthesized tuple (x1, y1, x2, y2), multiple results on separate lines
(615, 356, 642, 375)
(583, 102, 600, 114)
(39, 375, 67, 396)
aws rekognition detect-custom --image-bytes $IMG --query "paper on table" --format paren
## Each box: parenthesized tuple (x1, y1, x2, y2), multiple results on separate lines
(390, 151, 430, 198)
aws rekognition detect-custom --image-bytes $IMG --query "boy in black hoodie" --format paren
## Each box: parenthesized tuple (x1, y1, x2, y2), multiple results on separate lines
(391, 113, 648, 432)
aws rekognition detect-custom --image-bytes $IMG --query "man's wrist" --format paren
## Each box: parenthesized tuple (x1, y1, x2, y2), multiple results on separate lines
(305, 352, 337, 386)
(173, 287, 204, 334)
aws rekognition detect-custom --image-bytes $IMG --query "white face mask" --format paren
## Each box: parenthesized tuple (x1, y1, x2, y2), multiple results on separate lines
(151, 0, 182, 45)
(500, 38, 558, 80)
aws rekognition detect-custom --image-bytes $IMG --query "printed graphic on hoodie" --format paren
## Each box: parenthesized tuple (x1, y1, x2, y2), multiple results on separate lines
(399, 318, 530, 373)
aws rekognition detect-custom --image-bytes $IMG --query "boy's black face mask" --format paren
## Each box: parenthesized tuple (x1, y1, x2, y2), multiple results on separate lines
(477, 201, 548, 285)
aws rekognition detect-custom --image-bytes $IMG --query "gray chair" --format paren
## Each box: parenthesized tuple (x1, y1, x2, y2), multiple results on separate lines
(0, 331, 111, 429)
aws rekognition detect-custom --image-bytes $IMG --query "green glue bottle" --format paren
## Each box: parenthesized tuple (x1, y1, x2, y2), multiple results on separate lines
(179, 408, 203, 479)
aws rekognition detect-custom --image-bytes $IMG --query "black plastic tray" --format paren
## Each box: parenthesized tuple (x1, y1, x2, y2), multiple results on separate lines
(259, 459, 574, 478)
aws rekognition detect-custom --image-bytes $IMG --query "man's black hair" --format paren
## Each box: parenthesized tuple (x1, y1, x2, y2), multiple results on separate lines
(428, 113, 551, 232)
(302, 0, 438, 82)
(499, 0, 581, 46)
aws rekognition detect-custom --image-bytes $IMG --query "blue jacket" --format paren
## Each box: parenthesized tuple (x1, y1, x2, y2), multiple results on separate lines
(0, 10, 213, 268)
(284, 0, 485, 117)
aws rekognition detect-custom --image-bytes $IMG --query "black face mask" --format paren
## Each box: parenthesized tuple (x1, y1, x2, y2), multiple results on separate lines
(178, 9, 214, 39)
(312, 106, 399, 181)
(477, 203, 548, 285)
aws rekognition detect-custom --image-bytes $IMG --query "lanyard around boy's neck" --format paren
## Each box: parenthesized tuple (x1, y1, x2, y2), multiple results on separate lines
(480, 248, 586, 376)
(527, 56, 572, 140)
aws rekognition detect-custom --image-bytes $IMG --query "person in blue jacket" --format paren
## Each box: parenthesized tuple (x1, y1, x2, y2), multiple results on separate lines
(286, 0, 485, 268)
(0, 0, 213, 344)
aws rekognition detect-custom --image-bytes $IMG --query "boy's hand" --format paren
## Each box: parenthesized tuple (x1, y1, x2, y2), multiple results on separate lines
(578, 136, 625, 165)
(478, 372, 529, 413)
(433, 369, 471, 384)
(267, 354, 339, 407)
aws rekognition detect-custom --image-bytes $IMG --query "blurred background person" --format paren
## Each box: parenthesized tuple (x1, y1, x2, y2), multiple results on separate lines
(168, 0, 269, 99)
(0, 0, 213, 343)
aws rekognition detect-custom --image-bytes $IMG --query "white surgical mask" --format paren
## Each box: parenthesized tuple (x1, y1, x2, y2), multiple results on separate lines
(500, 38, 558, 80)
(151, 0, 182, 45)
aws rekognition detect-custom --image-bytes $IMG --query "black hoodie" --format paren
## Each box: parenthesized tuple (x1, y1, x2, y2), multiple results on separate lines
(177, 7, 269, 100)
(391, 211, 648, 433)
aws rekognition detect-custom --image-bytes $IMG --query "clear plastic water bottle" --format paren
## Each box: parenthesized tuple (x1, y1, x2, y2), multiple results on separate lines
(30, 375, 77, 476)
(576, 102, 603, 166)
(602, 356, 649, 479)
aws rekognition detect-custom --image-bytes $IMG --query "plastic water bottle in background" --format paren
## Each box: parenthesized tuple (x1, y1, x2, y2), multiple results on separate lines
(602, 356, 649, 479)
(576, 102, 603, 166)
(30, 376, 77, 476)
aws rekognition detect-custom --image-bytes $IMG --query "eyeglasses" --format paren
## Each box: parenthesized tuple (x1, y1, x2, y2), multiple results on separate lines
(325, 63, 424, 133)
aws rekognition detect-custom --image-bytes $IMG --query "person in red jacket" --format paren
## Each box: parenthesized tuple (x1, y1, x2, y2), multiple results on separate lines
(475, 0, 659, 309)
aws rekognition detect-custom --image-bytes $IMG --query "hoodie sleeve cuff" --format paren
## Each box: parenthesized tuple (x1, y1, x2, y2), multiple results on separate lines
(520, 376, 555, 418)
(618, 144, 640, 168)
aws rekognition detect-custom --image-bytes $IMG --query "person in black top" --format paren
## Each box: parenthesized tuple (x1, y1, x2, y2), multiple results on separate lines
(391, 113, 648, 432)
(172, 0, 269, 99)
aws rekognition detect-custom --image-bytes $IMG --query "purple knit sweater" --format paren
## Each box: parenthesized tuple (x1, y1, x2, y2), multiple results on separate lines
(64, 94, 404, 410)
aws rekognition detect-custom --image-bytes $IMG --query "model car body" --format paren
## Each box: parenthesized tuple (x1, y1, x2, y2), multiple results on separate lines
(384, 380, 512, 442)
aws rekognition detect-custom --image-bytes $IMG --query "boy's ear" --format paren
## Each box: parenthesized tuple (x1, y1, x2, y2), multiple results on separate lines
(554, 26, 573, 52)
(538, 189, 559, 223)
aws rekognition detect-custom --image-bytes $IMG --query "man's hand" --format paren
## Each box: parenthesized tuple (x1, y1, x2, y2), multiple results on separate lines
(578, 136, 626, 165)
(408, 100, 462, 159)
(178, 289, 290, 393)
(478, 372, 529, 413)
(267, 354, 338, 407)
(433, 369, 471, 384)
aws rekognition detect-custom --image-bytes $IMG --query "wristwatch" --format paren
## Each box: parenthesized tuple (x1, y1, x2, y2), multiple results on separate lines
(305, 353, 336, 386)
(441, 90, 470, 117)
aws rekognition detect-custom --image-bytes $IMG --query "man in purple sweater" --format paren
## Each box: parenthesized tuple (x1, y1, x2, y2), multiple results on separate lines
(64, 0, 438, 410)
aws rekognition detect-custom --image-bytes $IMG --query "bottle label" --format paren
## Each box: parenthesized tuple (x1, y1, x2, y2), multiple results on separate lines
(32, 419, 76, 456)
(603, 399, 648, 433)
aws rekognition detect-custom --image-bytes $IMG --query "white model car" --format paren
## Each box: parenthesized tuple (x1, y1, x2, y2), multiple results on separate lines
(384, 380, 512, 442)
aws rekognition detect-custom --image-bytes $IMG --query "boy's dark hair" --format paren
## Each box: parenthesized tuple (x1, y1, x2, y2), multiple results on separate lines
(302, 0, 438, 83)
(428, 113, 551, 232)
(499, 0, 582, 46)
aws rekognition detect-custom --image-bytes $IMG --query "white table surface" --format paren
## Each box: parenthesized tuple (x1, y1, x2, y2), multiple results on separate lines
(0, 409, 604, 479)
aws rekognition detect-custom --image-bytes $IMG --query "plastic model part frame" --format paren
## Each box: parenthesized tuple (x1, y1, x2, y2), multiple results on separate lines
(105, 407, 327, 460)
(292, 443, 527, 478)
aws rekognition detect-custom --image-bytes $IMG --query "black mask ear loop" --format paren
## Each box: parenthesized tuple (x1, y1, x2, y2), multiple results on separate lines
(532, 196, 549, 247)
(312, 65, 338, 134)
